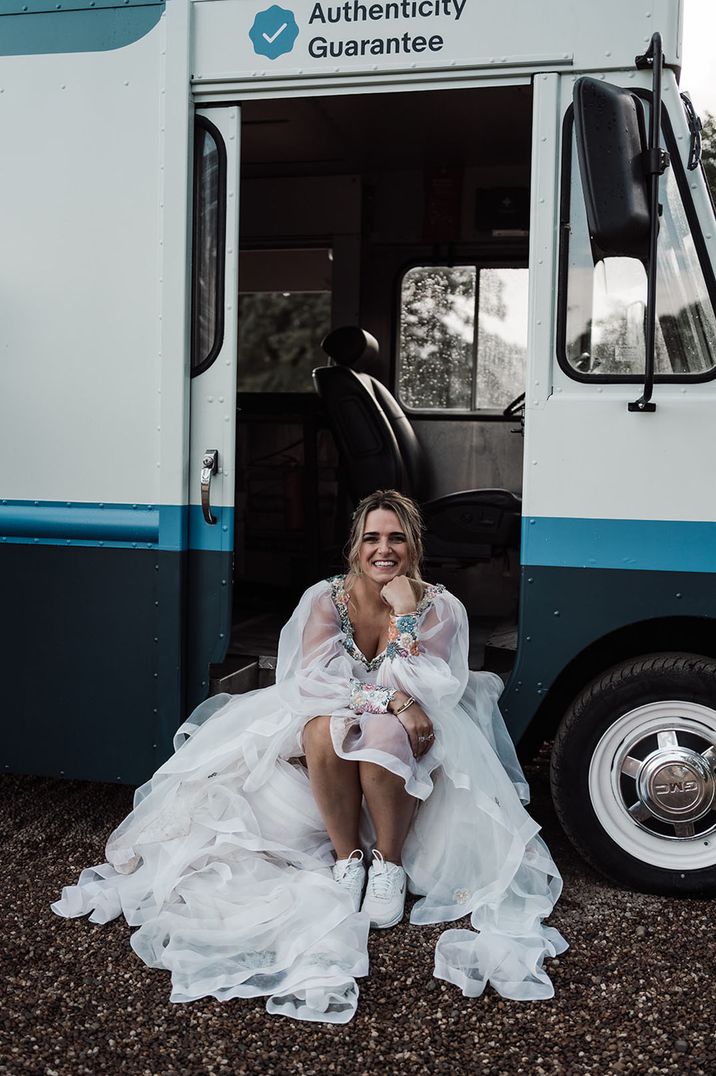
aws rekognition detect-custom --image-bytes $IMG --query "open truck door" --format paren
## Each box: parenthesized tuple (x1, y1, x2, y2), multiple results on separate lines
(0, 2, 238, 783)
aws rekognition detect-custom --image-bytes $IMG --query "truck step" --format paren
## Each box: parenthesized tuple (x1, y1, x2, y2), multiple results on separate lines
(209, 656, 259, 696)
(483, 625, 518, 677)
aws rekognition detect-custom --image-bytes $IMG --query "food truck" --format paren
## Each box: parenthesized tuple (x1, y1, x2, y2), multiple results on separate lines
(2, 0, 715, 893)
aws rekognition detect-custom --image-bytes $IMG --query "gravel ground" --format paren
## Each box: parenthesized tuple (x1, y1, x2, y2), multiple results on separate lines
(1, 746, 715, 1076)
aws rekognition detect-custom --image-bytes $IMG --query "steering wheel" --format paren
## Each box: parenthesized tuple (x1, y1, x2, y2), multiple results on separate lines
(502, 392, 525, 420)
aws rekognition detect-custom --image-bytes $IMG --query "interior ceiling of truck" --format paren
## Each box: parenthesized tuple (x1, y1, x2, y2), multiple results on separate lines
(239, 85, 532, 176)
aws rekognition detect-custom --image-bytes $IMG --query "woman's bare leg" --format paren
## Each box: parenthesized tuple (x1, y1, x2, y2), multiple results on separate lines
(303, 716, 362, 860)
(359, 762, 416, 865)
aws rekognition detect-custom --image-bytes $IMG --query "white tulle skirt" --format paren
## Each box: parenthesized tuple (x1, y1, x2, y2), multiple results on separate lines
(52, 672, 567, 1023)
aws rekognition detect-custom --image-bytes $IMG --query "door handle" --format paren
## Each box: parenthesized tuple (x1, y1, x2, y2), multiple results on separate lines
(200, 449, 219, 525)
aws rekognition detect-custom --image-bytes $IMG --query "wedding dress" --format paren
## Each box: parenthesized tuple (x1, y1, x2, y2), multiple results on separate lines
(52, 576, 567, 1023)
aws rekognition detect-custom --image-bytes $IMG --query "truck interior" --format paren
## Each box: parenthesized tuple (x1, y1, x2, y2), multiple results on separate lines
(210, 83, 533, 693)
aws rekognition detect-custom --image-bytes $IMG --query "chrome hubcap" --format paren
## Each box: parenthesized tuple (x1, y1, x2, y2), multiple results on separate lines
(626, 734, 716, 836)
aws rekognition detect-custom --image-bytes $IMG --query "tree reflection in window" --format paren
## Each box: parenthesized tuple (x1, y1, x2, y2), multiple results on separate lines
(399, 266, 528, 411)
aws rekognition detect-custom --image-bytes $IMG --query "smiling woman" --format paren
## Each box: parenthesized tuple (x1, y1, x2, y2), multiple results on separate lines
(53, 489, 566, 1023)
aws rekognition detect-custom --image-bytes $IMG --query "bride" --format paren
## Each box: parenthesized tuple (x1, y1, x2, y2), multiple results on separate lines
(53, 489, 567, 1023)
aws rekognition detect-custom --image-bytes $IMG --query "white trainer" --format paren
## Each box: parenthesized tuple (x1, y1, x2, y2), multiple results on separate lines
(361, 849, 407, 929)
(331, 849, 366, 912)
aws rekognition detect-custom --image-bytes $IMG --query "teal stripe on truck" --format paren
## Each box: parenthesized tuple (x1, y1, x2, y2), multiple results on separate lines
(0, 0, 164, 55)
(522, 516, 716, 575)
(0, 500, 234, 552)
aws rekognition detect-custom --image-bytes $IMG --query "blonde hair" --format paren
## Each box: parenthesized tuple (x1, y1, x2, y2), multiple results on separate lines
(345, 489, 425, 582)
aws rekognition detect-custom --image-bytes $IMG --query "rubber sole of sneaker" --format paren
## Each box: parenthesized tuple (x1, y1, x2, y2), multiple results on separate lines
(367, 907, 405, 929)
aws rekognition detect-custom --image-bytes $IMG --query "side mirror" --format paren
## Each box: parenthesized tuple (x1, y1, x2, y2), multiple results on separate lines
(573, 77, 651, 263)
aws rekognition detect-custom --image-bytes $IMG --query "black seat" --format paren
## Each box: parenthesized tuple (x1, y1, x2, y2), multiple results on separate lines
(312, 326, 521, 563)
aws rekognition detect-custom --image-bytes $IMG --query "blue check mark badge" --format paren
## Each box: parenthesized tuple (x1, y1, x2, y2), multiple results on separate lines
(249, 5, 299, 59)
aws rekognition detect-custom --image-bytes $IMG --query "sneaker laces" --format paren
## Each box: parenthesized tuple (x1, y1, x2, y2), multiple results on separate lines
(335, 848, 363, 881)
(368, 850, 399, 899)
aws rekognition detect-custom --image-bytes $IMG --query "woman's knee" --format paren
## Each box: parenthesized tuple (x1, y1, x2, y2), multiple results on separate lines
(302, 715, 334, 757)
(359, 714, 411, 754)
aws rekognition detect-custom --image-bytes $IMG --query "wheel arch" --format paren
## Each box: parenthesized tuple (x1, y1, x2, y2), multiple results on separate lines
(518, 615, 716, 759)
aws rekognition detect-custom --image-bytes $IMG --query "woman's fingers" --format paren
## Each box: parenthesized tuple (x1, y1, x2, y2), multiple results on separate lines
(395, 707, 434, 758)
(412, 723, 434, 758)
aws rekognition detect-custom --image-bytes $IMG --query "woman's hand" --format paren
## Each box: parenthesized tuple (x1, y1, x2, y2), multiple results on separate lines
(389, 693, 434, 759)
(380, 576, 418, 615)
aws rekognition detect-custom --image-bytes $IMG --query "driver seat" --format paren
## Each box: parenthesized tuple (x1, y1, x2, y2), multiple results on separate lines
(312, 326, 521, 563)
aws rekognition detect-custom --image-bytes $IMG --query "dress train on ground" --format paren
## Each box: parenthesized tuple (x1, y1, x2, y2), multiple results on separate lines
(53, 578, 567, 1022)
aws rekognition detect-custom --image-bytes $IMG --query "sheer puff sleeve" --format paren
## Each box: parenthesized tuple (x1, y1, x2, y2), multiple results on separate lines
(377, 588, 470, 715)
(275, 581, 357, 720)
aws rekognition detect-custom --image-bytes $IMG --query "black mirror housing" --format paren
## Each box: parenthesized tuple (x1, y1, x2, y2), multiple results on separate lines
(573, 77, 651, 263)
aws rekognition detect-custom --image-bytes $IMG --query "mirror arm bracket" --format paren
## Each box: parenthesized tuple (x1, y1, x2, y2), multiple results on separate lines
(642, 148, 670, 176)
(629, 31, 669, 415)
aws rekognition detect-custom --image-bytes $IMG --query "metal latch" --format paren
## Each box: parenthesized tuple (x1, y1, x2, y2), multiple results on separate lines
(200, 449, 219, 525)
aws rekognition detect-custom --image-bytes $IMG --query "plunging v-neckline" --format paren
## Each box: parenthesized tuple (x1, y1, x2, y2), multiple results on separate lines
(329, 575, 389, 669)
(328, 574, 442, 670)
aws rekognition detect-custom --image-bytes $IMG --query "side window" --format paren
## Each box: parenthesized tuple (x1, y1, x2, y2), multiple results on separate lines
(397, 266, 528, 412)
(560, 110, 716, 380)
(191, 117, 226, 375)
(237, 248, 332, 393)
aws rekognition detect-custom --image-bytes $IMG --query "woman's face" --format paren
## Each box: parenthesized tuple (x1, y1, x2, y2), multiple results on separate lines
(357, 508, 410, 583)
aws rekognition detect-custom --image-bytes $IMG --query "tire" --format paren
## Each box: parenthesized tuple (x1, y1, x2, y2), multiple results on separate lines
(550, 653, 716, 895)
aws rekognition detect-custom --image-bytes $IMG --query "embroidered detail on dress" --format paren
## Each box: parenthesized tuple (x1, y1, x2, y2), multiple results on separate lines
(453, 888, 470, 904)
(349, 679, 396, 714)
(386, 613, 420, 659)
(328, 575, 444, 671)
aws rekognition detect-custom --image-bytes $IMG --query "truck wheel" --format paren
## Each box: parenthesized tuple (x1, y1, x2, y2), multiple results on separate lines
(550, 653, 716, 895)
